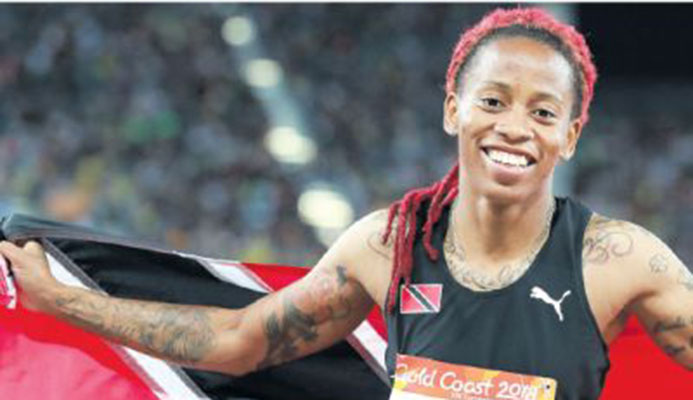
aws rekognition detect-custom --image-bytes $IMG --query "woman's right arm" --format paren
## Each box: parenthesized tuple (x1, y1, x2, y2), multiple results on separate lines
(0, 211, 390, 376)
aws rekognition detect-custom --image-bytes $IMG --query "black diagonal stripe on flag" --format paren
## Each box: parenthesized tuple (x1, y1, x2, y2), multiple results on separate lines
(408, 285, 437, 312)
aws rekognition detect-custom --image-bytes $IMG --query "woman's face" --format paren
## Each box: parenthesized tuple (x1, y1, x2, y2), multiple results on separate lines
(444, 36, 582, 205)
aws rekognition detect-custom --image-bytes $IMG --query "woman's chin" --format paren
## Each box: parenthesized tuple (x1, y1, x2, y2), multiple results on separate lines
(472, 179, 547, 206)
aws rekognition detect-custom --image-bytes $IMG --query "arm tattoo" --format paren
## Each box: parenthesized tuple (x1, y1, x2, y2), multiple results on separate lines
(257, 297, 318, 370)
(649, 316, 693, 362)
(652, 316, 687, 334)
(55, 291, 216, 363)
(663, 344, 687, 357)
(257, 265, 358, 369)
(649, 253, 670, 274)
(367, 212, 396, 261)
(367, 231, 394, 260)
(582, 215, 635, 265)
(678, 268, 693, 292)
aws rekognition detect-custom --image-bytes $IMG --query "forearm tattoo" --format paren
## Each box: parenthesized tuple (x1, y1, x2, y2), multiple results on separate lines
(650, 315, 693, 365)
(257, 265, 358, 369)
(652, 316, 688, 334)
(582, 215, 635, 265)
(55, 291, 216, 364)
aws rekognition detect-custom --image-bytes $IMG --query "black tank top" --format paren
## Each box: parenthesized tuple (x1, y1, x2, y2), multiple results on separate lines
(385, 197, 610, 400)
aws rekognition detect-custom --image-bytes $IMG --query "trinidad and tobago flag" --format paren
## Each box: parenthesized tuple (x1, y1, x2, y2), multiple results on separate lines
(0, 214, 389, 400)
(399, 284, 442, 314)
(0, 214, 692, 399)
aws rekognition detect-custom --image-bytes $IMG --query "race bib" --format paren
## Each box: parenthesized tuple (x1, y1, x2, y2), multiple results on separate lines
(390, 354, 557, 400)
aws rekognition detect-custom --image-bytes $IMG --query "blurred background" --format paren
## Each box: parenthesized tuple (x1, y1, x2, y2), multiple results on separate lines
(1, 3, 691, 266)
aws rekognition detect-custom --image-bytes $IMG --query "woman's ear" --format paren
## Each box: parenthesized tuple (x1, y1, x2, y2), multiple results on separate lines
(443, 92, 459, 136)
(560, 118, 583, 160)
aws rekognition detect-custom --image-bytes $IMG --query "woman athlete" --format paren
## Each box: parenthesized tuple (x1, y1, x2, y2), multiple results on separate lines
(1, 7, 691, 399)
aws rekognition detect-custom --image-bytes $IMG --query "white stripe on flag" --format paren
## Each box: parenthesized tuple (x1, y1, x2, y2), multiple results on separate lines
(46, 253, 208, 400)
(351, 319, 388, 373)
(172, 252, 270, 293)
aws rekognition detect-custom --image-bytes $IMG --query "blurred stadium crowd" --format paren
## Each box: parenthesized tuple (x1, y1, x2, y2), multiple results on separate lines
(1, 4, 691, 266)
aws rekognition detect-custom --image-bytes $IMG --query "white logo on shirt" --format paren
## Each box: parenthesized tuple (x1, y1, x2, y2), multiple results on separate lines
(530, 286, 571, 322)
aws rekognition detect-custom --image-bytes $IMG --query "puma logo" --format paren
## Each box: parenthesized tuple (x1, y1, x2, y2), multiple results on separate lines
(530, 286, 571, 322)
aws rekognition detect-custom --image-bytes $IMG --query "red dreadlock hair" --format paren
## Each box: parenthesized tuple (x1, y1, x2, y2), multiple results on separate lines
(382, 7, 598, 313)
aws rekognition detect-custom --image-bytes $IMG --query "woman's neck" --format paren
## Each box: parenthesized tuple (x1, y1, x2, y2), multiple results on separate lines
(452, 188, 555, 264)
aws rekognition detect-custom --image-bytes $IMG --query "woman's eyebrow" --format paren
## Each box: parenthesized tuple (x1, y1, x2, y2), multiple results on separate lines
(533, 91, 565, 107)
(480, 80, 512, 92)
(480, 80, 564, 104)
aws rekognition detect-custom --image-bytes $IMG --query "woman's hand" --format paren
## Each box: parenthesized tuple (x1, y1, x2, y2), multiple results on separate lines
(0, 240, 63, 312)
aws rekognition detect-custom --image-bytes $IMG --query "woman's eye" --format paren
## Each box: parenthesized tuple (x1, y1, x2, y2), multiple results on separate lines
(533, 108, 556, 119)
(481, 98, 503, 109)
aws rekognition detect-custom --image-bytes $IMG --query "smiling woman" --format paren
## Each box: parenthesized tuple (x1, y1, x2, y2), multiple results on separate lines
(1, 5, 692, 400)
(451, 36, 579, 197)
(379, 6, 692, 400)
(382, 8, 597, 310)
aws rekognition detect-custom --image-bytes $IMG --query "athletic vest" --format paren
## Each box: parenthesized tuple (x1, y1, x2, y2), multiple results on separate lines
(385, 197, 610, 400)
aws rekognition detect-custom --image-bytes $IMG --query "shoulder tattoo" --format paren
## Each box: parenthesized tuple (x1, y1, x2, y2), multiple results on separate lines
(582, 214, 636, 265)
(366, 210, 397, 261)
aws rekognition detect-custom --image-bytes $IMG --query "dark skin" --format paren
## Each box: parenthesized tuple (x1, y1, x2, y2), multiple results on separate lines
(1, 36, 691, 377)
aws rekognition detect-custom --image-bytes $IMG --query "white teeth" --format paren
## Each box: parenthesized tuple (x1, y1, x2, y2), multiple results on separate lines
(487, 149, 529, 167)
